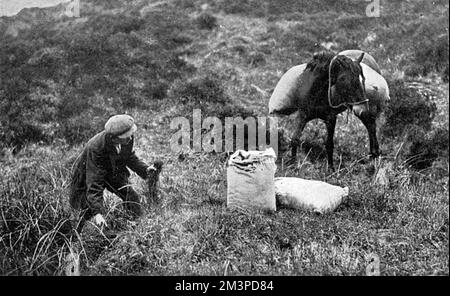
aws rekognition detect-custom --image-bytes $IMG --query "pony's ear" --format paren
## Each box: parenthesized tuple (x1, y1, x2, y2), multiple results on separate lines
(356, 52, 365, 64)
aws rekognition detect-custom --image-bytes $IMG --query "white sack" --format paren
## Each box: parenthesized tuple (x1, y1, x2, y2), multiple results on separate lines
(227, 148, 277, 213)
(361, 63, 389, 100)
(275, 177, 349, 214)
(268, 63, 312, 115)
(350, 63, 390, 116)
(338, 49, 381, 74)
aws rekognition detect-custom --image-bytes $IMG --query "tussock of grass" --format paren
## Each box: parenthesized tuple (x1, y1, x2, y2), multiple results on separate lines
(0, 147, 77, 275)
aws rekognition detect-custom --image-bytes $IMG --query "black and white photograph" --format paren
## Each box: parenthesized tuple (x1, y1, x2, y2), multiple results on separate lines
(0, 0, 448, 284)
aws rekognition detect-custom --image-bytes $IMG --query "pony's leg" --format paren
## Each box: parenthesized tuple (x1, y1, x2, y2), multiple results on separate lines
(291, 111, 308, 159)
(325, 115, 337, 170)
(357, 113, 381, 158)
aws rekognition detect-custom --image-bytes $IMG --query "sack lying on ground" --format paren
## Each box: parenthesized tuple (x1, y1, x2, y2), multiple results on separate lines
(227, 148, 277, 213)
(269, 63, 312, 115)
(274, 177, 349, 214)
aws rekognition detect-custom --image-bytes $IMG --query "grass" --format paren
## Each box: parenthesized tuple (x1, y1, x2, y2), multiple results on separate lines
(89, 153, 448, 275)
(0, 0, 448, 275)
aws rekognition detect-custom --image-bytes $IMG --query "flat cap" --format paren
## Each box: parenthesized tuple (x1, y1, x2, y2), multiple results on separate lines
(104, 114, 137, 138)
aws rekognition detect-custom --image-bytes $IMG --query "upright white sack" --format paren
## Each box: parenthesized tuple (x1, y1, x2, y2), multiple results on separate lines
(275, 177, 349, 214)
(227, 148, 277, 213)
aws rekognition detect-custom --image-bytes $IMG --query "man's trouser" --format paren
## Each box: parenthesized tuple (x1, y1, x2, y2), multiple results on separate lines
(73, 174, 143, 233)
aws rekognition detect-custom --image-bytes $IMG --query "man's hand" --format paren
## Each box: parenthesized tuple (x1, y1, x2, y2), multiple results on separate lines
(153, 160, 163, 172)
(93, 213, 107, 228)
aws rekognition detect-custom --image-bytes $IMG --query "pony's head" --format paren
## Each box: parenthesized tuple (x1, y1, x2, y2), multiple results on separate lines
(307, 51, 368, 113)
(328, 53, 367, 113)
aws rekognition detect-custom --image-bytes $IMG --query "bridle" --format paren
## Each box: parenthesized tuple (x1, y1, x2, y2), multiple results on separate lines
(327, 55, 369, 110)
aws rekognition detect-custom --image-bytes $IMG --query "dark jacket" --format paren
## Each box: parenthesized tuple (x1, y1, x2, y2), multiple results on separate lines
(69, 131, 149, 214)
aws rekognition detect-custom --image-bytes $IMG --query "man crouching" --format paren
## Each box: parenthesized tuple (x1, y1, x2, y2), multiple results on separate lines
(69, 114, 162, 232)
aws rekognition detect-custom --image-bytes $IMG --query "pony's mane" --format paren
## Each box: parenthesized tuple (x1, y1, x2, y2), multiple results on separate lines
(306, 51, 335, 73)
(306, 51, 362, 79)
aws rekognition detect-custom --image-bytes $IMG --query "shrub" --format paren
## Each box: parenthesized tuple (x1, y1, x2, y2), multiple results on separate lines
(170, 33, 194, 45)
(247, 51, 266, 67)
(411, 29, 449, 77)
(280, 26, 320, 54)
(142, 80, 169, 101)
(143, 10, 194, 50)
(58, 111, 109, 145)
(218, 0, 262, 16)
(196, 13, 218, 30)
(215, 104, 257, 119)
(337, 16, 369, 31)
(27, 47, 65, 79)
(85, 14, 145, 35)
(404, 64, 423, 78)
(174, 73, 228, 106)
(441, 64, 449, 82)
(405, 126, 449, 170)
(382, 80, 437, 139)
(65, 32, 120, 75)
(0, 77, 61, 150)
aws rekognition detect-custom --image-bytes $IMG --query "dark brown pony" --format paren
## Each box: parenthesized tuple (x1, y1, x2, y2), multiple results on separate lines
(289, 52, 382, 169)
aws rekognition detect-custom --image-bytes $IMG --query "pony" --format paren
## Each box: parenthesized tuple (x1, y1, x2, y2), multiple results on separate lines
(269, 50, 389, 169)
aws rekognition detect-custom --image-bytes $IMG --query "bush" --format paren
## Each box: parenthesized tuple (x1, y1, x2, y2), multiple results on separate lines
(411, 30, 449, 77)
(196, 13, 218, 30)
(382, 80, 437, 139)
(405, 126, 449, 170)
(143, 9, 194, 50)
(215, 104, 256, 119)
(65, 32, 120, 75)
(85, 14, 145, 35)
(247, 51, 266, 67)
(142, 80, 169, 101)
(0, 77, 61, 151)
(404, 64, 423, 78)
(174, 74, 228, 106)
(282, 30, 319, 54)
(442, 64, 449, 83)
